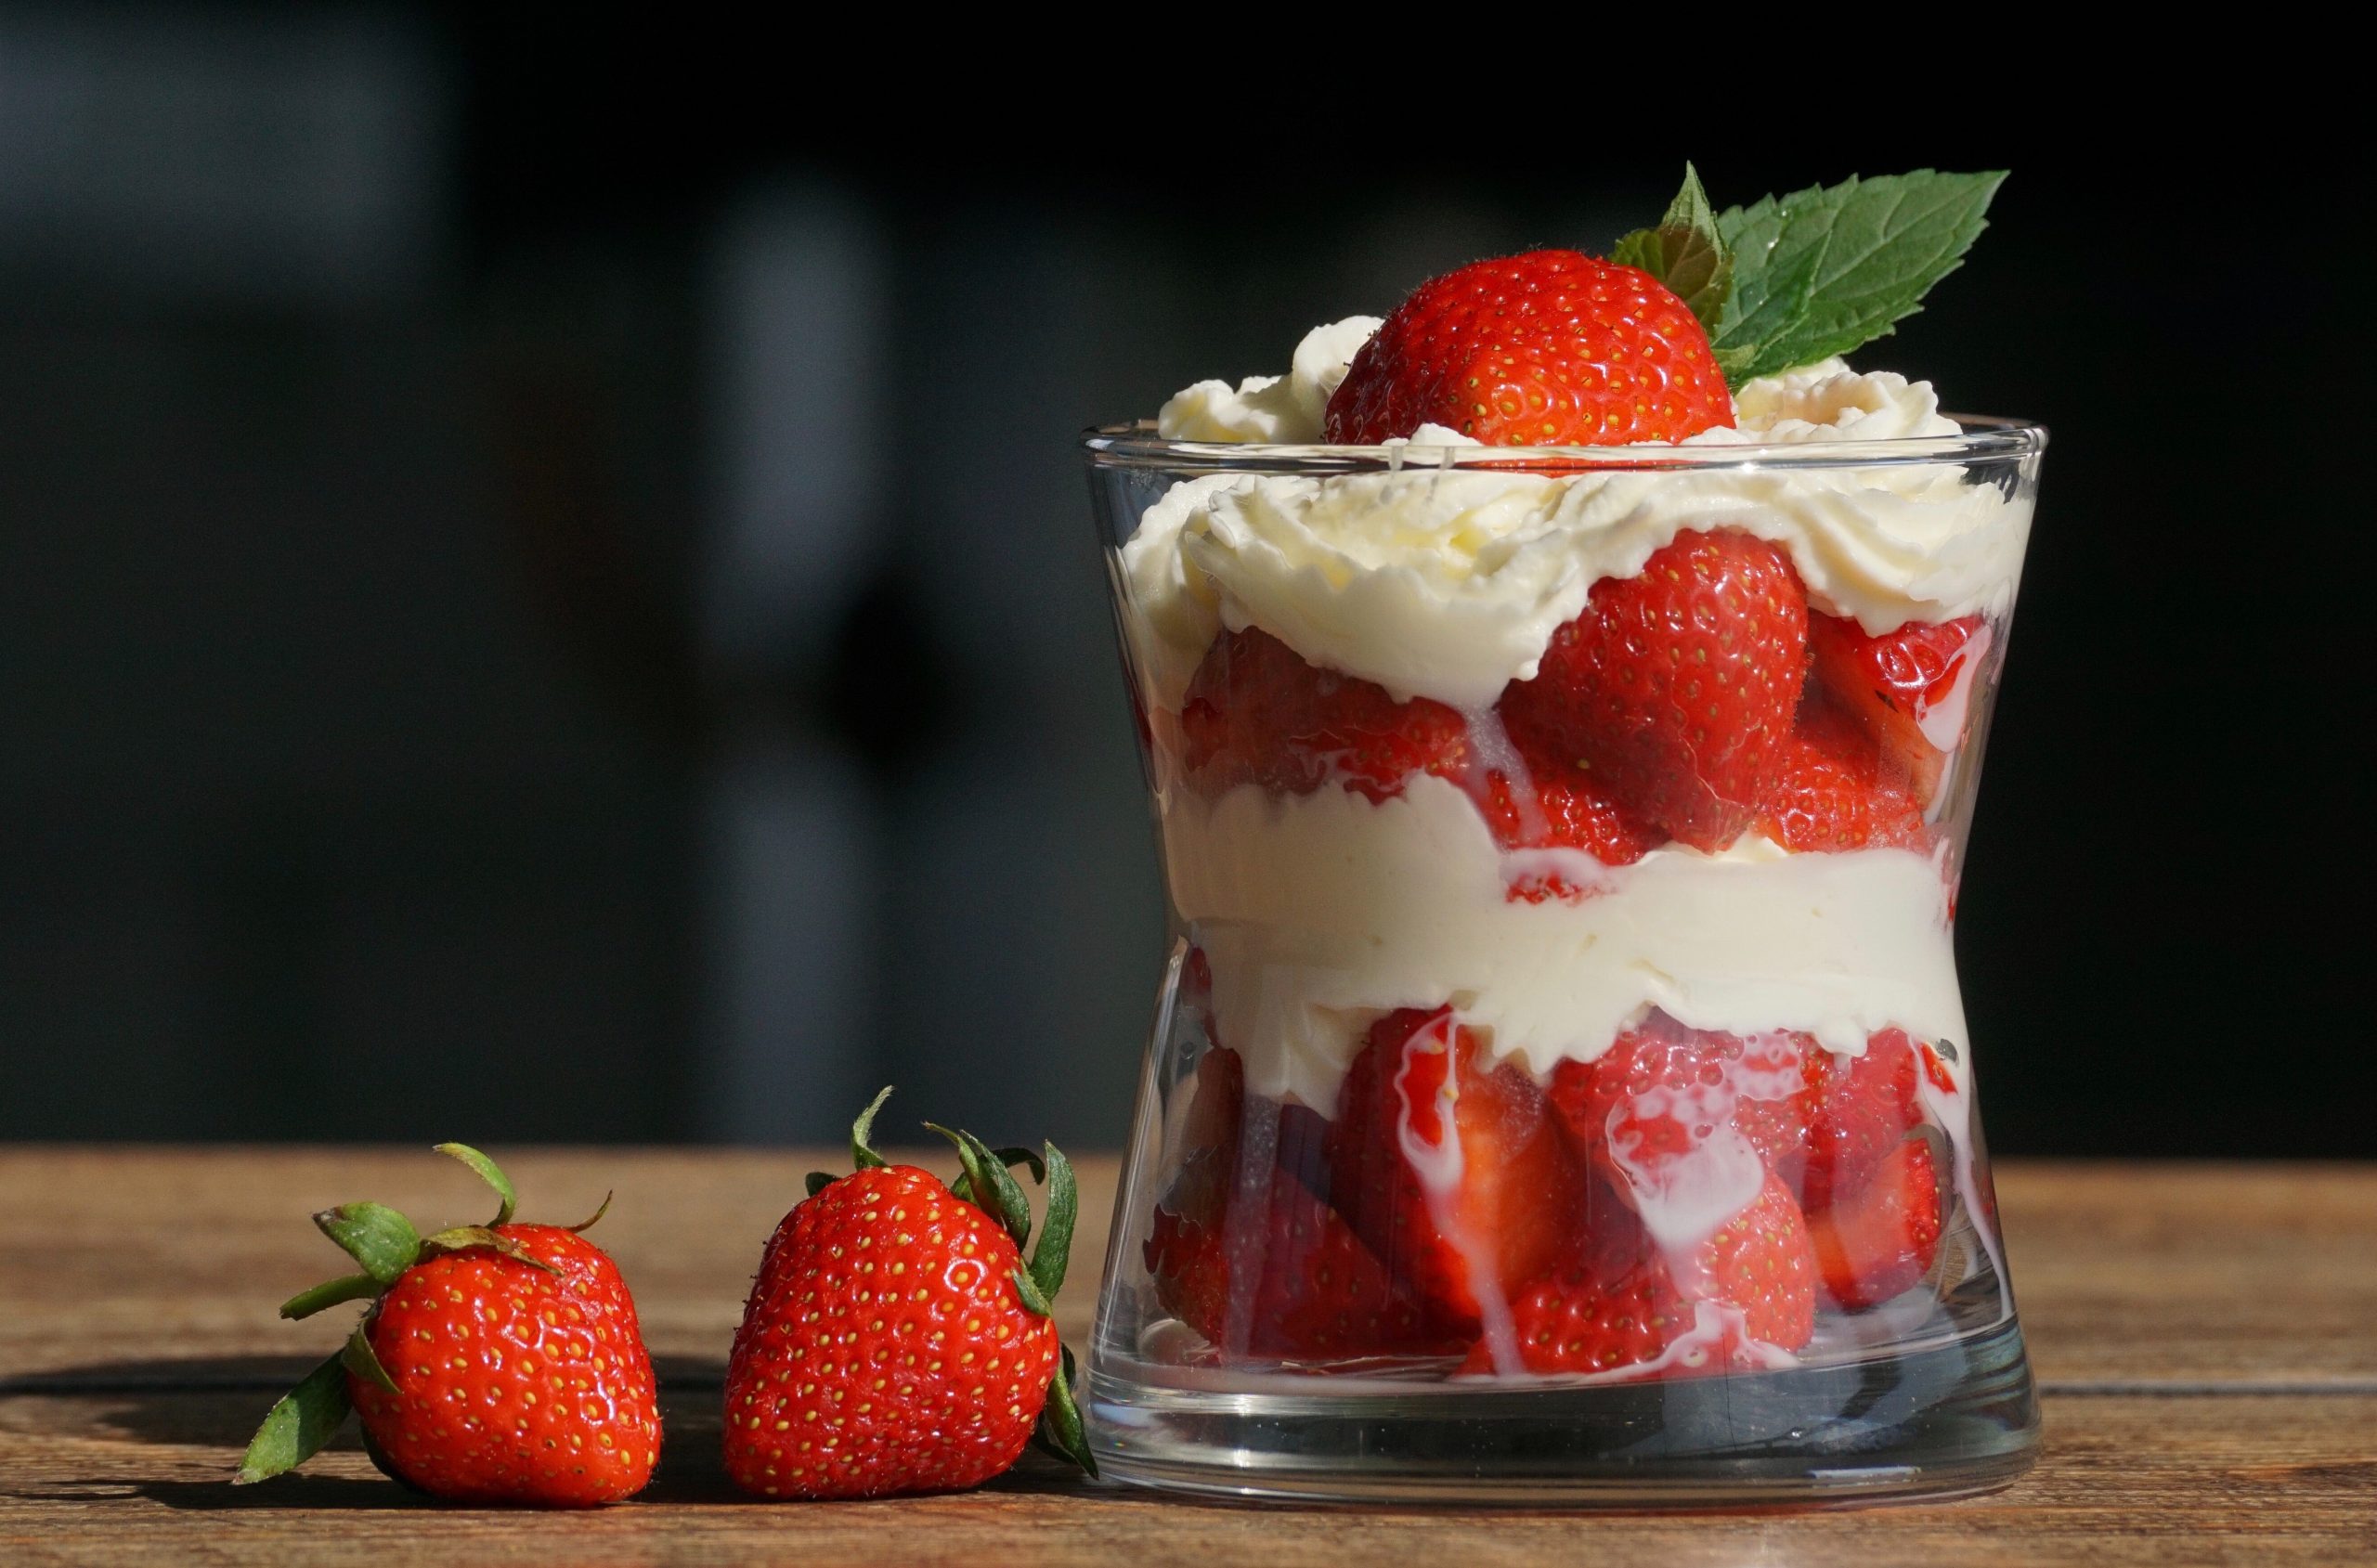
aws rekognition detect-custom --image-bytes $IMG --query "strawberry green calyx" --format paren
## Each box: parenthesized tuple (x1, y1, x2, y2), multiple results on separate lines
(234, 1143, 581, 1487)
(1619, 164, 2007, 391)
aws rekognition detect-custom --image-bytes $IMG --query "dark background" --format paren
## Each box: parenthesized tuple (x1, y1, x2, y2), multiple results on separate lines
(0, 10, 2361, 1155)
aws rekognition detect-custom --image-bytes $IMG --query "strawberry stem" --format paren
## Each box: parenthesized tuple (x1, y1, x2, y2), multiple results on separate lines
(278, 1273, 380, 1321)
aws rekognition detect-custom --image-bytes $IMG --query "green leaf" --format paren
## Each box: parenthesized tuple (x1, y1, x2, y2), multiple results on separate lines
(432, 1143, 516, 1226)
(928, 1123, 1033, 1248)
(342, 1323, 399, 1395)
(1713, 170, 2007, 387)
(313, 1203, 421, 1286)
(850, 1086, 895, 1172)
(804, 1170, 836, 1199)
(1031, 1342, 1098, 1479)
(278, 1273, 382, 1321)
(1009, 1265, 1054, 1318)
(949, 1145, 1047, 1206)
(233, 1352, 353, 1484)
(1027, 1142, 1077, 1304)
(1610, 162, 1732, 332)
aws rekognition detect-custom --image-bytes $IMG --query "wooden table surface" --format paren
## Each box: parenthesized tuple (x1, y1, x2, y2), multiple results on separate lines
(2, 1150, 2371, 1565)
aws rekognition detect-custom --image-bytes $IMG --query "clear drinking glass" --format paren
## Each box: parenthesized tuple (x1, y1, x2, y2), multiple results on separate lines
(1081, 420, 2045, 1505)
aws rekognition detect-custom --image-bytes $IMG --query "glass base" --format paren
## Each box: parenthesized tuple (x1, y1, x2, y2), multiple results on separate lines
(1086, 1316, 2039, 1507)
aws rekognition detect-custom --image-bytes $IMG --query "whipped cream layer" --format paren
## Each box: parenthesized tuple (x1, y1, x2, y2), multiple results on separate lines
(1127, 324, 2032, 710)
(1169, 773, 1969, 1111)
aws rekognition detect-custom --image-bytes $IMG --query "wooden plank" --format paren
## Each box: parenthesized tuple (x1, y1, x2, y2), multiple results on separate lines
(4, 1151, 2372, 1388)
(1, 1391, 2371, 1566)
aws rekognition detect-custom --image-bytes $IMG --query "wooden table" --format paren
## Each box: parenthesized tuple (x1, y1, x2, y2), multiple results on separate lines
(3, 1151, 2371, 1565)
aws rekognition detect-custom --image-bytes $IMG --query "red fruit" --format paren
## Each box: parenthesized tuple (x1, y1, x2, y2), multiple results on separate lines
(1146, 1168, 1457, 1361)
(237, 1144, 659, 1507)
(1180, 628, 1469, 803)
(354, 1224, 661, 1506)
(1474, 1173, 1815, 1377)
(1758, 704, 1931, 854)
(1323, 251, 1732, 447)
(1811, 1137, 1944, 1309)
(1469, 1263, 1689, 1377)
(1330, 1007, 1586, 1331)
(1469, 751, 1663, 901)
(1694, 1173, 1818, 1350)
(1501, 530, 1810, 849)
(1809, 612, 1991, 807)
(1802, 1030, 1926, 1211)
(1549, 1015, 1819, 1183)
(722, 1094, 1091, 1498)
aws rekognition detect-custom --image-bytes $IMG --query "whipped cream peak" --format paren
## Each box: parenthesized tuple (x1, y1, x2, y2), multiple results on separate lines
(1154, 316, 1383, 445)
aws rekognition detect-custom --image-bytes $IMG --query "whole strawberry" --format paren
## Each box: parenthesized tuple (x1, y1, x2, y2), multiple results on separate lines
(1324, 251, 1733, 447)
(236, 1145, 659, 1506)
(1501, 528, 1810, 849)
(722, 1091, 1094, 1499)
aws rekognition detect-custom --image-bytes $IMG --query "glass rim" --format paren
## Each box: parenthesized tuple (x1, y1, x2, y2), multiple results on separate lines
(1079, 414, 2046, 473)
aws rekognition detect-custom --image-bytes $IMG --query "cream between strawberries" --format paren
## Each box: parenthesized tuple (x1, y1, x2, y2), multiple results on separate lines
(1126, 318, 2021, 1136)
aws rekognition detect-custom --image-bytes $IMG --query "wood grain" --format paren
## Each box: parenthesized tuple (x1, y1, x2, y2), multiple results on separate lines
(2, 1149, 2372, 1565)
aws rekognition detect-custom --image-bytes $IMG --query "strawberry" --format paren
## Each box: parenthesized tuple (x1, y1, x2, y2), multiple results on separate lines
(1146, 1165, 1457, 1361)
(1808, 612, 1992, 807)
(1549, 1015, 1819, 1183)
(1469, 750, 1663, 901)
(1323, 251, 1732, 447)
(1810, 1137, 1944, 1309)
(1500, 529, 1810, 849)
(1179, 628, 1469, 803)
(1470, 1173, 1815, 1376)
(1801, 1029, 1926, 1211)
(237, 1144, 659, 1507)
(1328, 1007, 1586, 1332)
(1757, 703, 1931, 854)
(721, 1091, 1093, 1499)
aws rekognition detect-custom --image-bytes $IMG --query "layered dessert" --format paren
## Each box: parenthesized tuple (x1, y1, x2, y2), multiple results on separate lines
(1098, 170, 2034, 1382)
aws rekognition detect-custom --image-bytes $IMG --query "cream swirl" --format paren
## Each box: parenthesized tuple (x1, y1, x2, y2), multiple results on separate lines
(1121, 332, 2031, 710)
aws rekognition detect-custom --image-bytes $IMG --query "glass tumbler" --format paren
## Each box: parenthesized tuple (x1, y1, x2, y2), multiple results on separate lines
(1081, 420, 2046, 1505)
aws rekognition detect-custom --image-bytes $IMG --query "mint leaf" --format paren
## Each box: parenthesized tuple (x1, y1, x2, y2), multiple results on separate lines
(1611, 162, 1731, 332)
(1712, 170, 2006, 386)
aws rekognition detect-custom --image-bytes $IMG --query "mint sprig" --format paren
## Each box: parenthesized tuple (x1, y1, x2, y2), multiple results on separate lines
(1619, 166, 2007, 390)
(1610, 162, 1731, 335)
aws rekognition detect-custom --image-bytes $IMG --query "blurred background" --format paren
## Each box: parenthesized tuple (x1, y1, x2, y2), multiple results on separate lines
(0, 9, 2359, 1155)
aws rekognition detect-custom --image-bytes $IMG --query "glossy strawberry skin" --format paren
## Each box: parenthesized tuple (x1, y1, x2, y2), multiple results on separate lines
(1323, 251, 1733, 447)
(1811, 1137, 1945, 1309)
(1501, 529, 1810, 849)
(1328, 1007, 1586, 1332)
(1467, 1263, 1688, 1377)
(1697, 1173, 1819, 1349)
(1471, 750, 1663, 901)
(1179, 628, 1470, 803)
(351, 1225, 660, 1508)
(1758, 703, 1932, 854)
(722, 1165, 1059, 1500)
(1808, 612, 1991, 807)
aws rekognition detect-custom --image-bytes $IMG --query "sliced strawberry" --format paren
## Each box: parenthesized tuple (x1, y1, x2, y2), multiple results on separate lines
(1329, 1007, 1585, 1332)
(1323, 251, 1733, 447)
(1810, 1137, 1944, 1309)
(1549, 1015, 1820, 1183)
(1500, 530, 1809, 850)
(1757, 703, 1931, 854)
(1808, 612, 1991, 807)
(1802, 1029, 1926, 1211)
(1146, 1167, 1458, 1360)
(1179, 628, 1469, 803)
